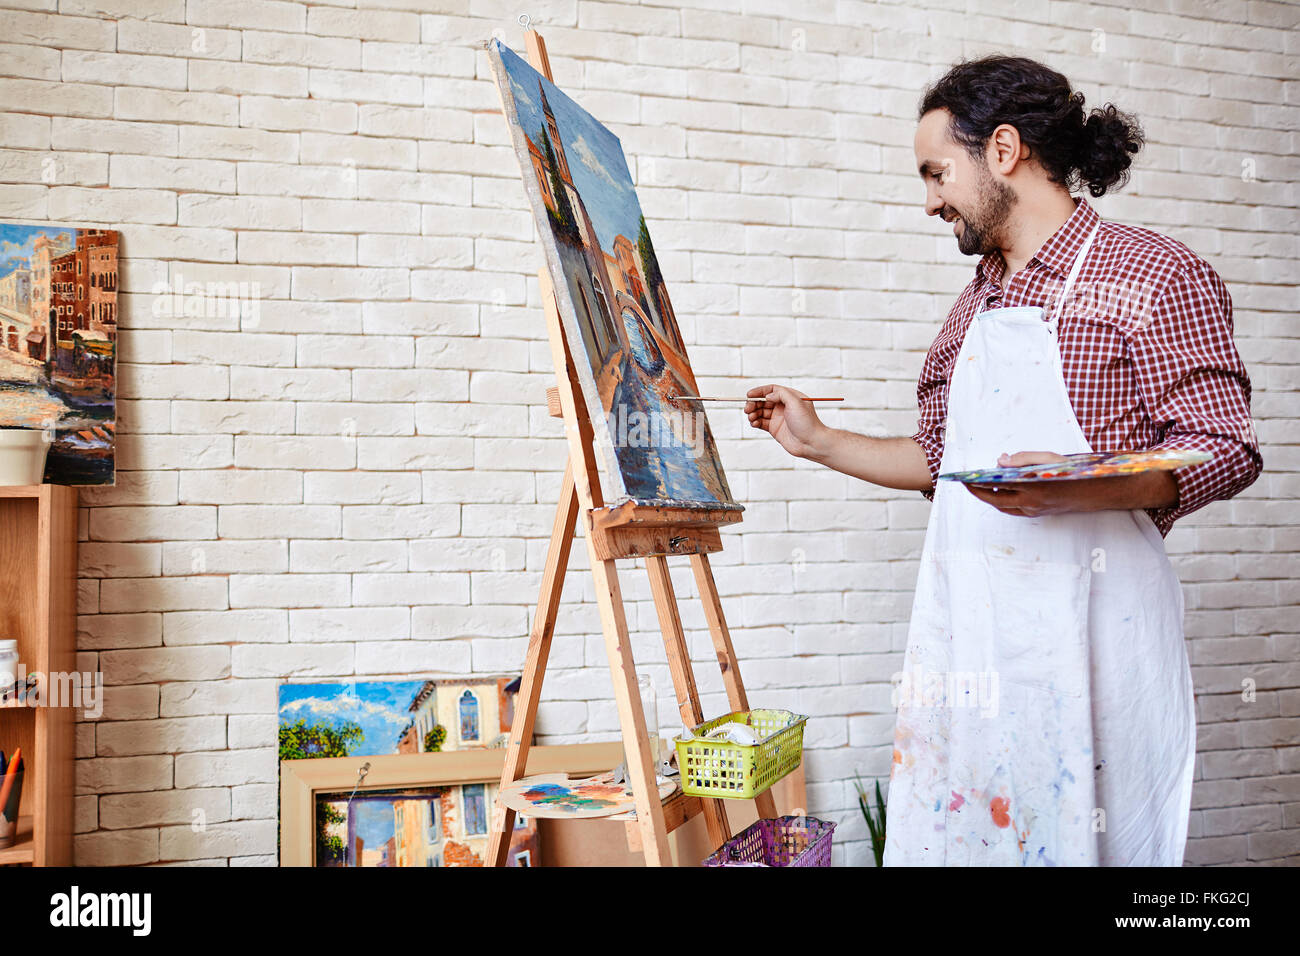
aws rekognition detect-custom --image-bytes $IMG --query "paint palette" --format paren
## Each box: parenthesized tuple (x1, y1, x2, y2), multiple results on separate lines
(498, 770, 678, 820)
(938, 448, 1213, 485)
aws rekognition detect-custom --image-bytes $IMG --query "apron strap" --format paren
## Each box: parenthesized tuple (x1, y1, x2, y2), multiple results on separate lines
(1049, 223, 1100, 330)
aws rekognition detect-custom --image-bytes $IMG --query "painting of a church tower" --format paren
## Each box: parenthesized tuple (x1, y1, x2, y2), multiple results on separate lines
(488, 39, 738, 512)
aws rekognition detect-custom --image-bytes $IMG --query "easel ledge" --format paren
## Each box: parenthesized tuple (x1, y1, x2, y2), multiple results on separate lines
(544, 380, 742, 562)
(485, 28, 779, 867)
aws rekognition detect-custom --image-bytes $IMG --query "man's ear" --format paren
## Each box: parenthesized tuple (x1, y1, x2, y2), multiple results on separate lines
(987, 124, 1025, 175)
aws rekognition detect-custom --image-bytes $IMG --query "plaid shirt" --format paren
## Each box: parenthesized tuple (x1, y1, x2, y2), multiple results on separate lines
(913, 198, 1262, 536)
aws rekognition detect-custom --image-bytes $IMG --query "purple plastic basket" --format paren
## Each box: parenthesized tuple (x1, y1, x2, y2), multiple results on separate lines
(702, 815, 836, 867)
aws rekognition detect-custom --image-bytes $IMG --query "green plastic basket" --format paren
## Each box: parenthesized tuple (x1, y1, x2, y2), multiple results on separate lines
(676, 709, 808, 800)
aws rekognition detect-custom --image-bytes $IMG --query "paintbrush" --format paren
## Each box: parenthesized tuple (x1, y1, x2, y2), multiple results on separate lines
(672, 394, 845, 403)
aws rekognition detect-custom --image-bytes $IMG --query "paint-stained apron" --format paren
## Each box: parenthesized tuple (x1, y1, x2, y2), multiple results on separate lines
(883, 226, 1197, 866)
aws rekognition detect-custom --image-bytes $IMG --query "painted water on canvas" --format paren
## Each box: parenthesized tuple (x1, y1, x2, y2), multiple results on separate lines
(488, 39, 739, 513)
(0, 222, 117, 484)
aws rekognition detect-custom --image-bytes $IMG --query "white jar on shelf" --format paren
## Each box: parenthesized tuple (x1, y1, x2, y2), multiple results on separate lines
(0, 639, 18, 705)
(0, 428, 51, 485)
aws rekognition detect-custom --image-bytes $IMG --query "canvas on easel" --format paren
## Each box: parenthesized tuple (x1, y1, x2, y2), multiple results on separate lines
(487, 39, 739, 515)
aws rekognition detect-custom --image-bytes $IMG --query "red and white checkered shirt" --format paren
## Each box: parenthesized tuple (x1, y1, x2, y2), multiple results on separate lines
(913, 198, 1262, 536)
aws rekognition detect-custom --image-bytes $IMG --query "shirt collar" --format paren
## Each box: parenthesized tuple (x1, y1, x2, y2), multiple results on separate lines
(977, 197, 1099, 287)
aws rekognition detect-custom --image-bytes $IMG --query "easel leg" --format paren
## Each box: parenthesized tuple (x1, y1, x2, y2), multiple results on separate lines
(588, 550, 674, 866)
(646, 555, 730, 849)
(537, 266, 671, 864)
(690, 553, 780, 821)
(488, 461, 579, 866)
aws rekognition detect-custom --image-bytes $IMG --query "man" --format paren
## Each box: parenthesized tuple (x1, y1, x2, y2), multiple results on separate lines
(746, 56, 1262, 866)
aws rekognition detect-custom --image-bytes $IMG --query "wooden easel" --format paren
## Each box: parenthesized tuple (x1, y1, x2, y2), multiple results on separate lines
(487, 30, 778, 867)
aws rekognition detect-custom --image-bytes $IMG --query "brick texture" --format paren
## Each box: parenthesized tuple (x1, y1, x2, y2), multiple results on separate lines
(0, 0, 1295, 867)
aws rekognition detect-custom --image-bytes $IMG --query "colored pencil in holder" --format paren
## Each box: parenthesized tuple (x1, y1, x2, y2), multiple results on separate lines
(0, 755, 24, 849)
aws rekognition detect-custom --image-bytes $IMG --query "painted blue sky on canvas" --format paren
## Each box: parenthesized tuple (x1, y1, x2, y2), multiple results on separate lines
(0, 223, 74, 277)
(494, 39, 645, 256)
(278, 680, 425, 755)
(351, 797, 401, 849)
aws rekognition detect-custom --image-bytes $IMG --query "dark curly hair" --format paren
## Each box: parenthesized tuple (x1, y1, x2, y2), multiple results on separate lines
(919, 56, 1144, 198)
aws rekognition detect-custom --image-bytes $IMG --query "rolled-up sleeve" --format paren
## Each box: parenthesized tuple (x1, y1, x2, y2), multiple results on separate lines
(1130, 262, 1263, 534)
(912, 345, 951, 502)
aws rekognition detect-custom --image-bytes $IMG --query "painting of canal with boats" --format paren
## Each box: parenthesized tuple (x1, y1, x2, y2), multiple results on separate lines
(0, 223, 117, 484)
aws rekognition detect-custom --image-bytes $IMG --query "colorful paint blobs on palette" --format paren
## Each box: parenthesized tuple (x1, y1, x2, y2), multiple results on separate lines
(519, 781, 628, 812)
(499, 770, 678, 820)
(0, 223, 118, 484)
(938, 447, 1213, 485)
(486, 40, 739, 512)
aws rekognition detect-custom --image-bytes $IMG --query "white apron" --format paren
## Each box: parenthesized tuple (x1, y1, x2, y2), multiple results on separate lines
(883, 227, 1197, 866)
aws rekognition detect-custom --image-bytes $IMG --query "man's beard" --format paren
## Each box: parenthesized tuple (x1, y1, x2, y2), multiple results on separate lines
(949, 164, 1016, 256)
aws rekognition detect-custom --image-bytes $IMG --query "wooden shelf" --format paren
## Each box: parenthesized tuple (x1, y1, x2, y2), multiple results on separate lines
(622, 787, 769, 850)
(650, 787, 705, 833)
(0, 816, 34, 865)
(0, 484, 77, 866)
(0, 485, 48, 499)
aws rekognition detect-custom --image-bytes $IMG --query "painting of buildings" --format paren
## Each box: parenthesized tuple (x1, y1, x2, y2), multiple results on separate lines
(488, 40, 739, 513)
(0, 222, 117, 484)
(395, 675, 518, 754)
(278, 676, 535, 867)
(315, 783, 538, 869)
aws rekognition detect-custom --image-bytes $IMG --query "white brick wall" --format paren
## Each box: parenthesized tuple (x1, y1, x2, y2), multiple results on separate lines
(1, 0, 1295, 867)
